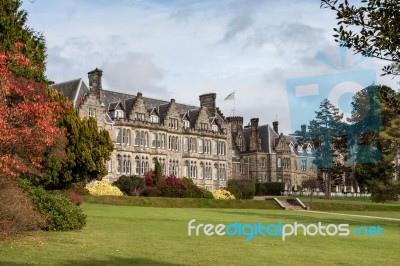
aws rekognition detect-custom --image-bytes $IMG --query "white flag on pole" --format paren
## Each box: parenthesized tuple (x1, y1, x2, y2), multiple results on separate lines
(224, 92, 235, 101)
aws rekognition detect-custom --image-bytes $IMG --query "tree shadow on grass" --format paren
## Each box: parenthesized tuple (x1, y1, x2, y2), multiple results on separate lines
(59, 256, 187, 266)
(0, 257, 188, 266)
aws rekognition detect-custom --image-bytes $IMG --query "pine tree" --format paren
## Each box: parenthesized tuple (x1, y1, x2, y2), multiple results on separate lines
(307, 99, 349, 199)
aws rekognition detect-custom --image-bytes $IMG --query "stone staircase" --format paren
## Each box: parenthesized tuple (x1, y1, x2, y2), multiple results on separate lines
(274, 197, 309, 211)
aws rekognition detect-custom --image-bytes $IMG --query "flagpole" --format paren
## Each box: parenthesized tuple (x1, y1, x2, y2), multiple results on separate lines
(233, 90, 236, 116)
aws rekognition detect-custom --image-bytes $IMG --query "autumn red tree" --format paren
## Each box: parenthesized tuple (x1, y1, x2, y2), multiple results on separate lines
(0, 44, 65, 176)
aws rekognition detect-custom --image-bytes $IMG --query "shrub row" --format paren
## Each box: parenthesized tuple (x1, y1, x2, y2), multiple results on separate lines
(113, 173, 215, 199)
(255, 182, 285, 196)
(227, 179, 255, 199)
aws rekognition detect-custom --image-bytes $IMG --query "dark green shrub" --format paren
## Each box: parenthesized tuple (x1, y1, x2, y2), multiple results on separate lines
(255, 183, 268, 195)
(264, 182, 285, 196)
(200, 188, 214, 199)
(369, 180, 400, 203)
(226, 186, 241, 199)
(18, 179, 86, 231)
(227, 179, 255, 199)
(141, 187, 162, 197)
(113, 175, 145, 196)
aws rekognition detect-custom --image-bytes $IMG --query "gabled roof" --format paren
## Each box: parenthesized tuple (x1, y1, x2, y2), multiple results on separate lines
(52, 78, 89, 107)
(108, 101, 124, 111)
(187, 109, 200, 127)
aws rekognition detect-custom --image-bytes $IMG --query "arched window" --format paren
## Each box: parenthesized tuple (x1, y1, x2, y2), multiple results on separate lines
(135, 156, 140, 174)
(126, 156, 131, 174)
(198, 139, 203, 154)
(122, 129, 127, 145)
(140, 131, 145, 146)
(117, 155, 122, 173)
(151, 132, 157, 148)
(135, 131, 140, 146)
(141, 161, 145, 175)
(161, 134, 165, 148)
(191, 138, 197, 153)
(184, 137, 189, 152)
(144, 132, 148, 147)
(238, 135, 243, 151)
(184, 160, 189, 177)
(199, 163, 204, 179)
(116, 128, 122, 144)
(175, 136, 179, 151)
(122, 155, 127, 173)
(214, 164, 218, 180)
(126, 129, 131, 145)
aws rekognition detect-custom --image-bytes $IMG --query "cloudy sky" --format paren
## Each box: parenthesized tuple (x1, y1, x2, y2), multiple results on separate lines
(22, 0, 398, 133)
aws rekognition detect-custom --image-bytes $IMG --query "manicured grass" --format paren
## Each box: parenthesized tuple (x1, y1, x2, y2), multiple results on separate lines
(84, 195, 280, 209)
(294, 196, 400, 212)
(1, 202, 399, 265)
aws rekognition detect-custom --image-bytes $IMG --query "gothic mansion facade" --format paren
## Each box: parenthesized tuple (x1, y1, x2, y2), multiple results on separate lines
(54, 68, 317, 191)
(54, 69, 231, 190)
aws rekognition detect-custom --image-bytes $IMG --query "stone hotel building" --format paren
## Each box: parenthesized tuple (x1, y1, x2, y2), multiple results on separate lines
(54, 68, 317, 191)
(54, 68, 231, 191)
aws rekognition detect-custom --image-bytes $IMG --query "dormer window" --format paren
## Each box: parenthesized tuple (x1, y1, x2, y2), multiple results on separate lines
(169, 118, 178, 129)
(212, 124, 218, 132)
(297, 146, 303, 153)
(135, 113, 145, 121)
(150, 115, 159, 123)
(88, 107, 96, 117)
(306, 144, 312, 154)
(183, 120, 190, 129)
(115, 110, 124, 119)
(289, 142, 294, 152)
(200, 123, 208, 130)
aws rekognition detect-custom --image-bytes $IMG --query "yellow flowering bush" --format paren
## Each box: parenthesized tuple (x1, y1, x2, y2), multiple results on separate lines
(212, 189, 236, 200)
(88, 180, 123, 196)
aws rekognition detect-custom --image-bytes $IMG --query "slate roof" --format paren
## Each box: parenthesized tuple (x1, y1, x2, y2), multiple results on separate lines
(53, 79, 206, 122)
(52, 78, 89, 107)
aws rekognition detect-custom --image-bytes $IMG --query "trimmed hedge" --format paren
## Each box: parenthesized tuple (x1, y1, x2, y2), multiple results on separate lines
(256, 182, 285, 196)
(227, 179, 255, 199)
(113, 175, 145, 196)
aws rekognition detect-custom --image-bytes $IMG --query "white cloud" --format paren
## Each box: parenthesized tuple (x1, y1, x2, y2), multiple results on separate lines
(21, 0, 399, 134)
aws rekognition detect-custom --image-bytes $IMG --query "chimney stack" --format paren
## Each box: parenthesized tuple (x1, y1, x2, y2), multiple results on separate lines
(301, 124, 306, 135)
(273, 121, 279, 134)
(88, 68, 102, 90)
(227, 116, 243, 136)
(199, 93, 216, 117)
(250, 118, 259, 151)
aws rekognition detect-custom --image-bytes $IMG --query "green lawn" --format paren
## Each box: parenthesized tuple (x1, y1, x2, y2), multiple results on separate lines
(1, 202, 399, 265)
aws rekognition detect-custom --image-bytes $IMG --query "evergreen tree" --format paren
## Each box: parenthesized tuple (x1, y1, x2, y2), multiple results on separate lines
(27, 92, 114, 189)
(0, 0, 47, 82)
(153, 158, 162, 185)
(306, 99, 350, 199)
(350, 85, 400, 200)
